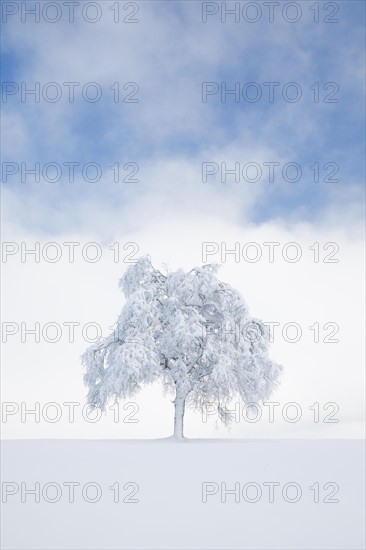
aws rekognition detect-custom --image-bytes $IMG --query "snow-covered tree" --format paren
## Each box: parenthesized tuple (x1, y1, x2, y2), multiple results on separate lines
(82, 256, 282, 438)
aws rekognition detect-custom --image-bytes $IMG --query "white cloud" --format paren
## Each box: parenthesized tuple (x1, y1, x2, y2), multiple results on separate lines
(1, 1, 364, 439)
(2, 209, 364, 438)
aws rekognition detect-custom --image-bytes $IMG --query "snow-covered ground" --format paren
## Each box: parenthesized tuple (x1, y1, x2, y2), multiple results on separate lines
(1, 439, 364, 549)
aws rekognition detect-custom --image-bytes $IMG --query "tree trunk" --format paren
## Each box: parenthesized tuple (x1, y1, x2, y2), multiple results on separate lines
(173, 392, 186, 439)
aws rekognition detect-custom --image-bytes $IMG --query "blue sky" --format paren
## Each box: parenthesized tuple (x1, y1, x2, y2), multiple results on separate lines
(1, 0, 365, 230)
(1, 1, 365, 438)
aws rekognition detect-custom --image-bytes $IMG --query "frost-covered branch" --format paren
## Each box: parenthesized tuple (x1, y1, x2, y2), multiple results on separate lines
(82, 256, 282, 437)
